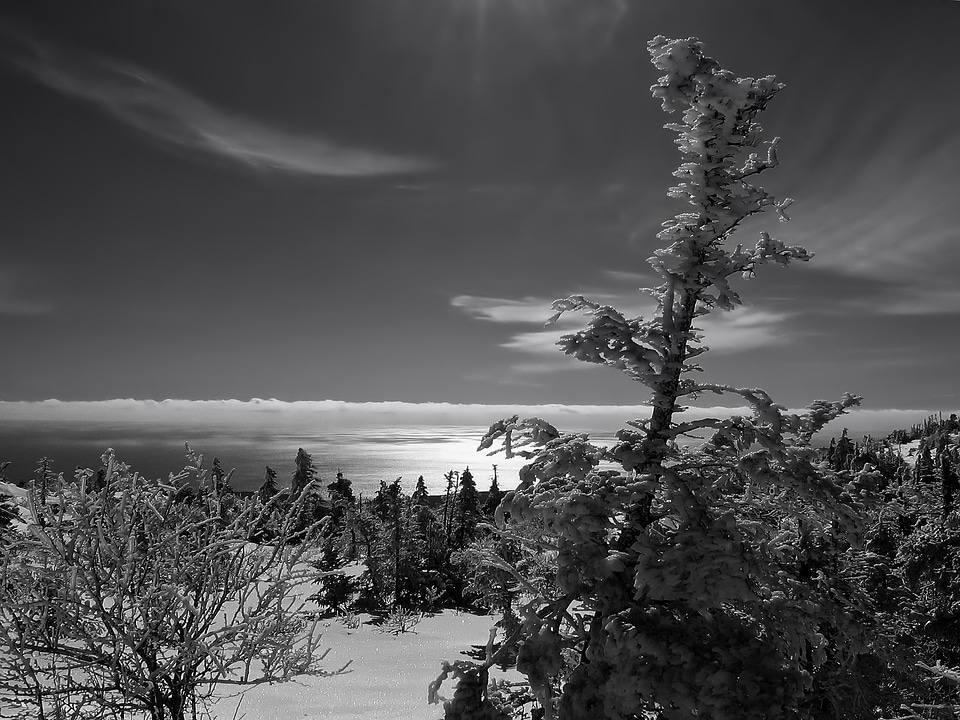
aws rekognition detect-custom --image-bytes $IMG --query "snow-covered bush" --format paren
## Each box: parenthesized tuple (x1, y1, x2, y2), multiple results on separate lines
(0, 448, 347, 720)
(439, 36, 883, 720)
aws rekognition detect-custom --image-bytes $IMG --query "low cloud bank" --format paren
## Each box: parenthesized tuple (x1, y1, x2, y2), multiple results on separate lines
(0, 399, 941, 440)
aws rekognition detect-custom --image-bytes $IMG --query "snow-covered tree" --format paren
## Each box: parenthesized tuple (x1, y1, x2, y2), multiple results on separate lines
(259, 465, 279, 503)
(291, 447, 317, 499)
(327, 469, 356, 522)
(0, 448, 345, 720)
(412, 474, 430, 506)
(483, 472, 505, 518)
(437, 36, 878, 720)
(290, 448, 328, 537)
(454, 467, 482, 550)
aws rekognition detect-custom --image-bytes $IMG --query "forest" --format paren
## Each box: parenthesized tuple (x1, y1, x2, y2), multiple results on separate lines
(2, 35, 959, 720)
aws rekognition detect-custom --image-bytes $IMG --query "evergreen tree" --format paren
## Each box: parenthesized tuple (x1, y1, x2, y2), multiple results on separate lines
(31, 457, 61, 515)
(442, 470, 459, 547)
(290, 448, 327, 538)
(440, 36, 878, 720)
(259, 466, 279, 503)
(291, 448, 316, 500)
(410, 477, 446, 589)
(319, 469, 356, 563)
(831, 428, 855, 471)
(352, 497, 384, 611)
(918, 442, 935, 483)
(412, 475, 429, 506)
(248, 466, 281, 543)
(328, 470, 355, 506)
(454, 467, 481, 550)
(379, 478, 406, 606)
(210, 457, 233, 495)
(483, 472, 505, 518)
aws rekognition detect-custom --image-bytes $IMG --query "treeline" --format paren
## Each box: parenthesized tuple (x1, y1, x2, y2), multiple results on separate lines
(790, 416, 960, 715)
(255, 448, 510, 615)
(0, 445, 512, 618)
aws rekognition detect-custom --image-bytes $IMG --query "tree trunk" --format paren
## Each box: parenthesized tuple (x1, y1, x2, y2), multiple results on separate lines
(647, 288, 697, 458)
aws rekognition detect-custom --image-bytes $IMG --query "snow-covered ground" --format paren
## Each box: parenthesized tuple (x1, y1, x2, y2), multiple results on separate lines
(211, 610, 513, 720)
(895, 439, 922, 468)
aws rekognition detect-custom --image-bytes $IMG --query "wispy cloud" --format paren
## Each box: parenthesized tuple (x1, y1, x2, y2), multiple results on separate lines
(452, 291, 793, 374)
(4, 27, 435, 177)
(696, 309, 792, 352)
(451, 295, 559, 324)
(787, 124, 960, 315)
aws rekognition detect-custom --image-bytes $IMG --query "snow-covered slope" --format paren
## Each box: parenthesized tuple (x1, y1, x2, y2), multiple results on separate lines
(211, 611, 513, 720)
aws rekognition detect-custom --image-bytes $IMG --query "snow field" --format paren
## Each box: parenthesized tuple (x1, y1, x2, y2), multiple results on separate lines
(211, 610, 516, 720)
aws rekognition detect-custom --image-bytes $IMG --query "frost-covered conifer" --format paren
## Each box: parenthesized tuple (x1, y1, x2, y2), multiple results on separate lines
(259, 465, 280, 502)
(412, 474, 430, 505)
(292, 447, 317, 499)
(454, 467, 482, 550)
(437, 36, 878, 720)
(483, 473, 505, 518)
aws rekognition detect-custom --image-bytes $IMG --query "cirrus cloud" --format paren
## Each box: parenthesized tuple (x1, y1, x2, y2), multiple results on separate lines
(452, 291, 794, 376)
(4, 25, 435, 178)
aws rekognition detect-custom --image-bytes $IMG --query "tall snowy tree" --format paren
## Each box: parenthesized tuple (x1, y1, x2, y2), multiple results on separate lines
(437, 36, 877, 720)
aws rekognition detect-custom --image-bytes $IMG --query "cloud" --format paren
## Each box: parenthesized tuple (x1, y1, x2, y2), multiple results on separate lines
(453, 292, 793, 375)
(5, 28, 434, 177)
(787, 127, 960, 315)
(696, 309, 791, 352)
(0, 399, 939, 443)
(450, 295, 558, 324)
(0, 398, 642, 430)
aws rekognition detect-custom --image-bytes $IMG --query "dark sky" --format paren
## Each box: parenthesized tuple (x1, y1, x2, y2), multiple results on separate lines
(1, 0, 958, 413)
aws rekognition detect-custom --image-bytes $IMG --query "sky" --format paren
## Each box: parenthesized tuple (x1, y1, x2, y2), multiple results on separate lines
(1, 0, 959, 421)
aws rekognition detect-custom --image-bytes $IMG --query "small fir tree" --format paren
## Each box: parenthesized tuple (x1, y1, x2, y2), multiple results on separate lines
(412, 475, 430, 506)
(328, 470, 356, 514)
(291, 447, 317, 500)
(291, 448, 328, 537)
(483, 472, 505, 518)
(454, 467, 482, 550)
(259, 465, 279, 503)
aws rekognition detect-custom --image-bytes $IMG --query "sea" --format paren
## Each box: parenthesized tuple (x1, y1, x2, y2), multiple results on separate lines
(0, 400, 932, 497)
(0, 421, 555, 496)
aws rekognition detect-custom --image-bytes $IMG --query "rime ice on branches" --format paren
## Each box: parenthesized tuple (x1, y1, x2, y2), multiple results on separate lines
(440, 37, 881, 720)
